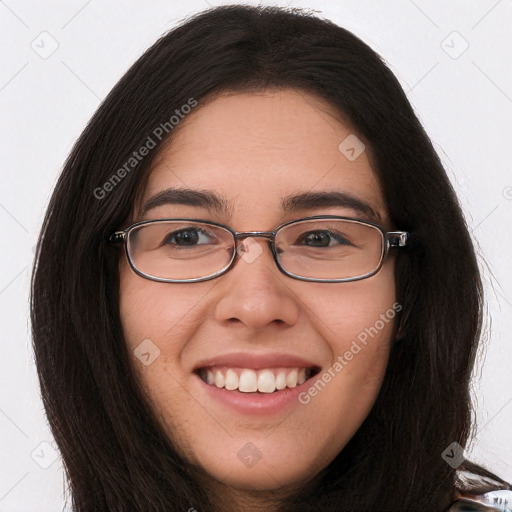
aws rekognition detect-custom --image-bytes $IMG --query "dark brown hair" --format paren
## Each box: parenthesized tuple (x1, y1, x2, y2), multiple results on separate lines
(31, 5, 509, 511)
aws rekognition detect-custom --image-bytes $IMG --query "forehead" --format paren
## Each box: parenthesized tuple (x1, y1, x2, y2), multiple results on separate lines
(137, 89, 388, 224)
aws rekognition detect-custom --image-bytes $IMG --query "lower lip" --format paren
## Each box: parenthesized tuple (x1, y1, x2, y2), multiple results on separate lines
(194, 373, 314, 416)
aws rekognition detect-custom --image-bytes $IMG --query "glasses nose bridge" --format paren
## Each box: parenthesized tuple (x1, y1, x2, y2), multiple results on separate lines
(234, 230, 275, 243)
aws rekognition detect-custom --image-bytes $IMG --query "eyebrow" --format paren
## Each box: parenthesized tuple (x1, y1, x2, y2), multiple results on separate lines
(140, 188, 230, 217)
(281, 191, 381, 221)
(140, 187, 381, 221)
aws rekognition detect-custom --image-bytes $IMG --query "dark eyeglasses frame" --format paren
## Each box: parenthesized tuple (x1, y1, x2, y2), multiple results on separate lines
(109, 215, 408, 283)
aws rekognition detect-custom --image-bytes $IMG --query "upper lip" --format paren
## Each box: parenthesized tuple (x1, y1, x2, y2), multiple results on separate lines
(193, 352, 322, 372)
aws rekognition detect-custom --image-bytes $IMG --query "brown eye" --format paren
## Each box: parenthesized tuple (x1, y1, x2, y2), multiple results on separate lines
(300, 230, 354, 248)
(162, 227, 214, 247)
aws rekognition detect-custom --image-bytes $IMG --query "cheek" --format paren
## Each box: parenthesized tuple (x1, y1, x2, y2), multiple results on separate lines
(119, 258, 213, 355)
(309, 262, 397, 354)
(293, 272, 397, 470)
(118, 263, 214, 450)
(304, 267, 396, 396)
(118, 259, 206, 417)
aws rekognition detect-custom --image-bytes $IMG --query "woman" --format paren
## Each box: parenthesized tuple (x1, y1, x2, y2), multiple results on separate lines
(31, 4, 511, 511)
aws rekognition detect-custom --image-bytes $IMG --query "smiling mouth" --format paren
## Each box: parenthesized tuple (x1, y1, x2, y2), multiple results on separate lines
(195, 366, 321, 393)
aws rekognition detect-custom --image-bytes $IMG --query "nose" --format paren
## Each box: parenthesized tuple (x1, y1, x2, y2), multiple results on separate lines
(213, 237, 301, 332)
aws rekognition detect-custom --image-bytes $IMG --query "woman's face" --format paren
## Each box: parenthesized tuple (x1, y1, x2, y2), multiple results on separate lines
(119, 89, 397, 493)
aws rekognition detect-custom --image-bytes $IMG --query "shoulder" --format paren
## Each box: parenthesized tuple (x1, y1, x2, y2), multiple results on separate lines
(447, 469, 512, 511)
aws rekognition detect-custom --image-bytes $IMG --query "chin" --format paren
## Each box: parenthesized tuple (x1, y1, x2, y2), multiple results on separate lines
(191, 441, 326, 493)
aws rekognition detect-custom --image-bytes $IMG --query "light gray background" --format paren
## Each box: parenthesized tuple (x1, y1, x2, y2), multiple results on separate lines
(1, 1, 511, 510)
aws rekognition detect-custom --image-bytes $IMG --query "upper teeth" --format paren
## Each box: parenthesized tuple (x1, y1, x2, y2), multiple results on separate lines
(199, 367, 309, 393)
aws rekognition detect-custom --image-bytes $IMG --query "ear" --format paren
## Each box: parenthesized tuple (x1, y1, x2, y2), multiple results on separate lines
(393, 308, 407, 343)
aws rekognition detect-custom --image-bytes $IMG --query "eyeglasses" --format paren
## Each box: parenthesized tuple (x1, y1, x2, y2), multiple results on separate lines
(109, 215, 408, 283)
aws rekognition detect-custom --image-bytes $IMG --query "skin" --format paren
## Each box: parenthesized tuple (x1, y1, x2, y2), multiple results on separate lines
(119, 89, 398, 511)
